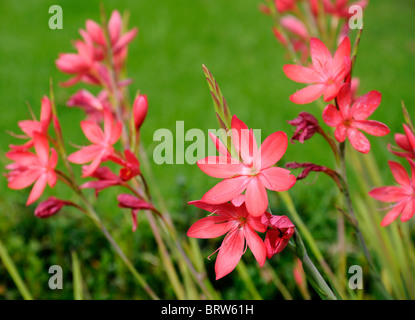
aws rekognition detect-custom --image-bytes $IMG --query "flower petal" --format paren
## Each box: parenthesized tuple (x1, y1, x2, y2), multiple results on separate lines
(245, 177, 268, 217)
(347, 127, 370, 154)
(215, 228, 245, 280)
(401, 199, 415, 222)
(290, 84, 326, 105)
(353, 120, 390, 137)
(254, 131, 288, 169)
(27, 175, 48, 205)
(350, 90, 382, 120)
(323, 104, 343, 127)
(244, 226, 266, 267)
(187, 216, 234, 239)
(197, 156, 247, 178)
(283, 64, 321, 83)
(388, 161, 411, 187)
(369, 186, 409, 203)
(381, 202, 406, 227)
(202, 176, 251, 204)
(259, 167, 296, 192)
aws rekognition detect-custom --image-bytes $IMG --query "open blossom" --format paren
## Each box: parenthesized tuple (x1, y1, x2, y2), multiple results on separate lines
(10, 96, 52, 150)
(322, 83, 390, 153)
(323, 0, 368, 18)
(262, 213, 295, 259)
(108, 149, 141, 181)
(80, 166, 122, 195)
(68, 110, 122, 177)
(198, 115, 296, 217)
(187, 200, 267, 280)
(388, 124, 415, 159)
(369, 159, 415, 226)
(6, 133, 58, 205)
(283, 37, 351, 104)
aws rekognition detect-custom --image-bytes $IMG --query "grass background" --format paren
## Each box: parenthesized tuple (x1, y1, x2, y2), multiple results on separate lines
(0, 0, 414, 299)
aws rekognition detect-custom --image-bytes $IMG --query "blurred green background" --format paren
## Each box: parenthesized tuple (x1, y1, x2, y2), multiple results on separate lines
(0, 0, 414, 299)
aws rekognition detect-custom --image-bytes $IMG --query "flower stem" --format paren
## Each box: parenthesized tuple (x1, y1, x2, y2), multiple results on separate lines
(288, 230, 338, 300)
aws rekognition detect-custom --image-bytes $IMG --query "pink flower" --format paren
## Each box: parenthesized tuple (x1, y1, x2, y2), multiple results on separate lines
(262, 213, 295, 259)
(187, 200, 267, 280)
(275, 0, 297, 13)
(11, 96, 52, 150)
(67, 89, 109, 121)
(323, 0, 368, 18)
(322, 83, 390, 154)
(369, 159, 415, 226)
(117, 194, 157, 232)
(68, 110, 122, 177)
(35, 197, 74, 219)
(108, 149, 141, 181)
(80, 166, 122, 195)
(6, 133, 58, 205)
(198, 115, 296, 217)
(388, 124, 415, 159)
(283, 37, 351, 104)
(133, 94, 148, 131)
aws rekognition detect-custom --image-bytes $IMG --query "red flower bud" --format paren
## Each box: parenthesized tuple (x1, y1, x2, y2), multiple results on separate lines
(34, 197, 72, 219)
(133, 94, 148, 131)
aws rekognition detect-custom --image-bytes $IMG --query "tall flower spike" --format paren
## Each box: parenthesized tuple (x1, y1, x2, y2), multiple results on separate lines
(68, 110, 122, 177)
(187, 200, 267, 280)
(322, 83, 390, 154)
(369, 159, 415, 226)
(283, 37, 351, 104)
(6, 133, 58, 205)
(198, 115, 296, 217)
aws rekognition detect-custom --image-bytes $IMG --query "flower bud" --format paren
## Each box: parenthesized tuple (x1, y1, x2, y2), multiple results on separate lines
(34, 197, 71, 219)
(133, 94, 148, 131)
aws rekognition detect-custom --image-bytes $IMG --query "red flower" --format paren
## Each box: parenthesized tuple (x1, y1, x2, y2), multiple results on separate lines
(187, 200, 267, 280)
(287, 112, 321, 143)
(117, 194, 157, 232)
(275, 0, 297, 13)
(34, 197, 74, 219)
(6, 133, 58, 205)
(322, 83, 390, 153)
(133, 94, 148, 131)
(323, 0, 368, 18)
(283, 37, 351, 104)
(80, 166, 122, 195)
(262, 213, 295, 259)
(68, 110, 122, 177)
(108, 149, 141, 181)
(198, 115, 296, 217)
(369, 159, 415, 226)
(388, 124, 415, 159)
(11, 96, 52, 150)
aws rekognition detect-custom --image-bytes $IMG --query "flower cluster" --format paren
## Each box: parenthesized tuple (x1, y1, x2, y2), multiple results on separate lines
(5, 10, 156, 231)
(188, 115, 296, 279)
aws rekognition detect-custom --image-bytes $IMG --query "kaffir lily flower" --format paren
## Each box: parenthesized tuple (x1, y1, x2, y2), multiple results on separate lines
(117, 194, 157, 232)
(283, 37, 351, 104)
(67, 89, 110, 122)
(10, 96, 52, 151)
(187, 200, 267, 280)
(68, 110, 122, 177)
(6, 133, 58, 205)
(322, 83, 390, 154)
(388, 124, 415, 159)
(275, 0, 297, 13)
(80, 166, 122, 195)
(133, 94, 148, 132)
(323, 0, 368, 18)
(287, 112, 321, 143)
(108, 149, 141, 181)
(369, 159, 415, 226)
(198, 115, 296, 217)
(262, 213, 295, 259)
(34, 197, 74, 219)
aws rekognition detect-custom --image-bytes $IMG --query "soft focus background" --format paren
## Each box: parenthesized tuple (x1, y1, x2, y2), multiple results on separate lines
(0, 0, 414, 299)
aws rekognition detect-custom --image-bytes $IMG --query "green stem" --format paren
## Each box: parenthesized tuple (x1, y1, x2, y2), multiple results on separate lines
(288, 230, 338, 300)
(0, 240, 33, 300)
